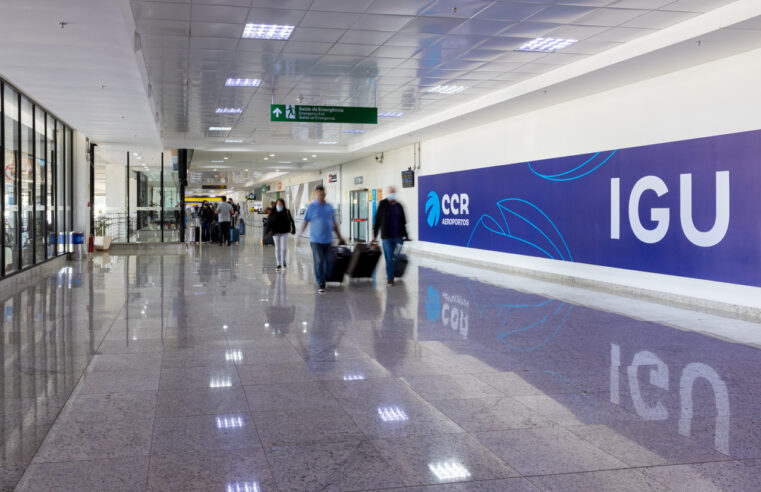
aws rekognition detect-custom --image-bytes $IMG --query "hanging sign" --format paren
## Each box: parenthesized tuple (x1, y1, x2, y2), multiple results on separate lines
(271, 104, 377, 124)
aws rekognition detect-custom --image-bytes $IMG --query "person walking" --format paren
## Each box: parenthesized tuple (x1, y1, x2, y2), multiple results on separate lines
(215, 196, 234, 246)
(299, 184, 345, 293)
(266, 198, 295, 271)
(200, 201, 214, 242)
(372, 186, 409, 286)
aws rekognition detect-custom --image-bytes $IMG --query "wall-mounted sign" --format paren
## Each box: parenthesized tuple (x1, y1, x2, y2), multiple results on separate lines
(202, 184, 227, 190)
(402, 169, 415, 188)
(277, 181, 283, 191)
(354, 176, 363, 185)
(419, 129, 761, 288)
(328, 173, 338, 183)
(271, 104, 377, 124)
(246, 193, 256, 201)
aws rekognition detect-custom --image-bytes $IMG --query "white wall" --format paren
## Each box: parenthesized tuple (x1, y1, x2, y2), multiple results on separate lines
(72, 130, 90, 237)
(331, 47, 761, 310)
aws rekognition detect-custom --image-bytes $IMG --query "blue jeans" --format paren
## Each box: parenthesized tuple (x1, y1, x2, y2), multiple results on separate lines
(382, 237, 403, 281)
(201, 221, 211, 241)
(310, 242, 332, 287)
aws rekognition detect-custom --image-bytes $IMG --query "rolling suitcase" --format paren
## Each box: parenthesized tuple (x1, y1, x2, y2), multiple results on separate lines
(262, 218, 274, 245)
(328, 246, 351, 283)
(211, 224, 221, 243)
(231, 227, 240, 243)
(394, 250, 408, 278)
(347, 243, 381, 279)
(238, 220, 246, 235)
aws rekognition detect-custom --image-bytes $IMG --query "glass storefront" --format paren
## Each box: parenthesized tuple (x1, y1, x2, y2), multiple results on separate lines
(0, 78, 73, 277)
(94, 149, 183, 243)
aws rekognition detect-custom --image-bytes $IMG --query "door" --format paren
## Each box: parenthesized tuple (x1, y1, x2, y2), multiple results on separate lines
(350, 189, 369, 243)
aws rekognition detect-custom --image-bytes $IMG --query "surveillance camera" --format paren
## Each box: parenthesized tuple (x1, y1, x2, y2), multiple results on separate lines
(375, 152, 384, 163)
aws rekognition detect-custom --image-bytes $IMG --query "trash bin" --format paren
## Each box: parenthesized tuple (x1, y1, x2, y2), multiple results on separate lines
(67, 232, 85, 261)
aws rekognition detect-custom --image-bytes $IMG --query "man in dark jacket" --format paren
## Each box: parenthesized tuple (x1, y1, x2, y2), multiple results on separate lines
(372, 186, 409, 286)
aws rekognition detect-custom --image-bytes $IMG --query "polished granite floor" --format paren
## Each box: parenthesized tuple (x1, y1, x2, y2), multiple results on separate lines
(2, 232, 761, 491)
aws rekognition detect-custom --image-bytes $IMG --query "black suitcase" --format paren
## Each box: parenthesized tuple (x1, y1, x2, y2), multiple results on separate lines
(347, 243, 381, 279)
(328, 246, 351, 283)
(194, 226, 200, 243)
(262, 218, 274, 245)
(211, 224, 221, 243)
(394, 252, 408, 278)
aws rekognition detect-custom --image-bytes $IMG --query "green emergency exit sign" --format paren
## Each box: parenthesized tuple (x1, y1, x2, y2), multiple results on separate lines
(270, 104, 377, 124)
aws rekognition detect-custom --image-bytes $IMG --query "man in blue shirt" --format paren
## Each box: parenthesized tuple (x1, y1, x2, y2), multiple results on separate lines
(299, 184, 345, 293)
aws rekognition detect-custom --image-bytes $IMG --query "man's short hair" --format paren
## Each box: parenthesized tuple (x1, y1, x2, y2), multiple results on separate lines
(220, 195, 226, 201)
(315, 184, 325, 192)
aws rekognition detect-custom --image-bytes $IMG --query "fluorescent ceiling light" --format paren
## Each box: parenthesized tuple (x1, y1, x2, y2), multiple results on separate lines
(427, 85, 466, 95)
(263, 158, 269, 160)
(225, 139, 244, 143)
(225, 78, 261, 87)
(211, 160, 224, 163)
(319, 141, 338, 145)
(344, 129, 364, 134)
(311, 154, 316, 157)
(269, 153, 275, 157)
(379, 112, 404, 118)
(302, 157, 308, 161)
(275, 169, 280, 172)
(209, 126, 232, 131)
(216, 108, 243, 114)
(517, 37, 577, 53)
(428, 461, 471, 481)
(242, 23, 294, 40)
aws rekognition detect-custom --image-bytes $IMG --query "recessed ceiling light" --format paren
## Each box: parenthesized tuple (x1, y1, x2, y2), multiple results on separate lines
(263, 157, 269, 160)
(225, 139, 244, 143)
(319, 141, 338, 145)
(242, 24, 294, 40)
(225, 78, 261, 87)
(427, 85, 466, 95)
(302, 157, 308, 161)
(344, 129, 364, 134)
(311, 154, 316, 157)
(213, 168, 218, 171)
(211, 160, 224, 163)
(224, 157, 229, 160)
(517, 37, 577, 53)
(379, 112, 404, 118)
(216, 108, 243, 114)
(269, 154, 275, 157)
(278, 161, 291, 164)
(209, 126, 232, 131)
(244, 169, 248, 171)
(275, 169, 280, 172)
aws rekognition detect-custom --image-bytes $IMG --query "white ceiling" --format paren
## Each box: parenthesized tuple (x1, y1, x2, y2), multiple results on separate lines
(130, 0, 743, 153)
(0, 0, 161, 149)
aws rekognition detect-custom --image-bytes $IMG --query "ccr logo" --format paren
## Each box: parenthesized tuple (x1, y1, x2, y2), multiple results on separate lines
(425, 191, 470, 227)
(425, 191, 441, 227)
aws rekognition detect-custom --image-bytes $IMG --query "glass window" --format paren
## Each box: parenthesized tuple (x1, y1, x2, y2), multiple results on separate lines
(128, 153, 162, 243)
(20, 96, 33, 268)
(46, 114, 55, 258)
(34, 106, 46, 263)
(3, 85, 19, 274)
(56, 121, 64, 255)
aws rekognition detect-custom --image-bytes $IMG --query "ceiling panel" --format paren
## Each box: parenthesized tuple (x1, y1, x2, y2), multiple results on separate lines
(129, 0, 751, 151)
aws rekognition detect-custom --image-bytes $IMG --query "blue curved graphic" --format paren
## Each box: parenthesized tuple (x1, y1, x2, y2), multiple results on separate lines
(425, 285, 441, 321)
(528, 150, 618, 181)
(425, 191, 440, 227)
(467, 199, 572, 262)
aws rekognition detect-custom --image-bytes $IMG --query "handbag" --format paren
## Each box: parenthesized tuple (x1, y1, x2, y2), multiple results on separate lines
(288, 210, 296, 235)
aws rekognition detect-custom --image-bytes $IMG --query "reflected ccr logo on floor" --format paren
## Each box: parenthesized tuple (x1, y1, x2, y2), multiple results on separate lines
(425, 285, 469, 337)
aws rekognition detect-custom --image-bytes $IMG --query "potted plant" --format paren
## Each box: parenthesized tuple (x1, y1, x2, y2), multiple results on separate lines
(93, 215, 112, 251)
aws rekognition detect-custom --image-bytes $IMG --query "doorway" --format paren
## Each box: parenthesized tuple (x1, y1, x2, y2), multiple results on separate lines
(349, 189, 369, 243)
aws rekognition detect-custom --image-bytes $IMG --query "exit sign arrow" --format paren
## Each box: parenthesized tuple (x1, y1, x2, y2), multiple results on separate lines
(272, 107, 283, 118)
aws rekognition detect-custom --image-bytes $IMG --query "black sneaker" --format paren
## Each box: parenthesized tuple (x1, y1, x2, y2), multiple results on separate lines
(275, 265, 281, 270)
(318, 284, 326, 293)
(387, 279, 394, 286)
